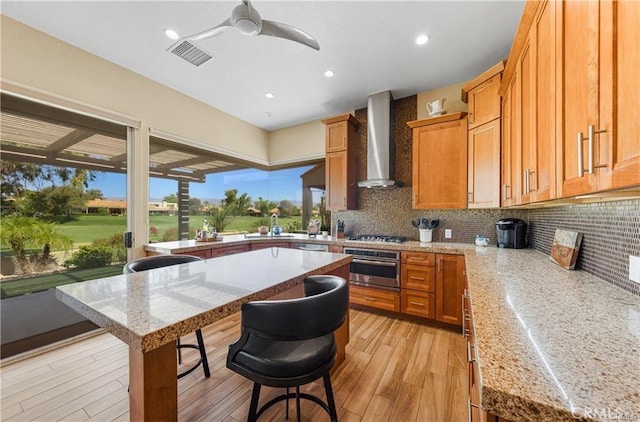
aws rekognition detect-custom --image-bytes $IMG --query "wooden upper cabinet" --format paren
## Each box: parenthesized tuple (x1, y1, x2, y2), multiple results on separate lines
(408, 113, 468, 209)
(325, 121, 348, 152)
(468, 119, 501, 208)
(556, 0, 600, 197)
(325, 151, 351, 210)
(463, 62, 503, 209)
(500, 0, 556, 206)
(465, 73, 502, 130)
(556, 0, 640, 196)
(322, 114, 358, 210)
(502, 72, 522, 207)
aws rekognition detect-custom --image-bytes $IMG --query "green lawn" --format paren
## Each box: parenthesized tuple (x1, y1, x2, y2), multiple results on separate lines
(0, 265, 124, 299)
(56, 214, 301, 245)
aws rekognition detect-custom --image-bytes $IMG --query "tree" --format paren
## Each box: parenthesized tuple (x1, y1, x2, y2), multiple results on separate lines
(210, 207, 229, 232)
(222, 189, 252, 216)
(0, 161, 97, 199)
(85, 189, 104, 200)
(222, 189, 238, 214)
(0, 216, 73, 274)
(189, 197, 202, 215)
(18, 185, 86, 219)
(236, 193, 252, 215)
(255, 197, 277, 215)
(163, 193, 178, 203)
(278, 199, 298, 217)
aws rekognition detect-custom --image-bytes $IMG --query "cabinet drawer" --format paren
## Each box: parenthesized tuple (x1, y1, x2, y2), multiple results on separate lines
(401, 290, 435, 319)
(401, 251, 435, 266)
(401, 264, 436, 292)
(350, 285, 400, 312)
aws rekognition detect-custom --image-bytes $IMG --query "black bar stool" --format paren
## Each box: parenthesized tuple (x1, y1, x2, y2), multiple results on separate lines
(227, 275, 348, 422)
(124, 254, 211, 379)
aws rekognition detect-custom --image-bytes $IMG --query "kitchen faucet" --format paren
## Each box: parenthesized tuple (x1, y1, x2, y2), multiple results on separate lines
(269, 213, 279, 235)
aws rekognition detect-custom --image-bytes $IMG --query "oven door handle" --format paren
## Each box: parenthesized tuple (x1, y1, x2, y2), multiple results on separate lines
(352, 259, 397, 267)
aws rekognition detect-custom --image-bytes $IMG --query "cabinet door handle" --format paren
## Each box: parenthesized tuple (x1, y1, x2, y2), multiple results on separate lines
(588, 125, 607, 172)
(410, 276, 425, 281)
(363, 297, 376, 302)
(577, 131, 585, 177)
(409, 301, 425, 307)
(468, 192, 473, 204)
(503, 184, 510, 200)
(462, 292, 466, 336)
(529, 170, 536, 192)
(524, 169, 529, 194)
(413, 194, 418, 206)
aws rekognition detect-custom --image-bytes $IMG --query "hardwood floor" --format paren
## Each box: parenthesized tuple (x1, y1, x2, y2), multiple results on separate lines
(0, 309, 468, 421)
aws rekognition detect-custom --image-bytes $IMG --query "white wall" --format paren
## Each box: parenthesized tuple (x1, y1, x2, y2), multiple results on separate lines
(416, 82, 468, 120)
(0, 16, 270, 161)
(268, 120, 326, 166)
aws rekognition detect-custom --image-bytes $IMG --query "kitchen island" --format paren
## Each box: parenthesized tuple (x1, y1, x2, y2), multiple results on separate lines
(56, 247, 352, 422)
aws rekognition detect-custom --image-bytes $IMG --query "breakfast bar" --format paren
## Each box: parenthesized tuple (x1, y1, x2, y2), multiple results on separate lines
(56, 248, 352, 422)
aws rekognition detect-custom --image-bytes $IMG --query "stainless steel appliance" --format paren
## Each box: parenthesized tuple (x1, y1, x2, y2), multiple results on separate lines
(348, 235, 407, 243)
(294, 242, 329, 252)
(343, 247, 400, 291)
(496, 218, 528, 248)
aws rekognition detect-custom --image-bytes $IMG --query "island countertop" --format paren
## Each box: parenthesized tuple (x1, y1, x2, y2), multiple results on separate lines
(56, 247, 352, 353)
(464, 247, 640, 421)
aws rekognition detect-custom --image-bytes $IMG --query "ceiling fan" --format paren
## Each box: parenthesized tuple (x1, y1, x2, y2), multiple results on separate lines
(169, 0, 319, 66)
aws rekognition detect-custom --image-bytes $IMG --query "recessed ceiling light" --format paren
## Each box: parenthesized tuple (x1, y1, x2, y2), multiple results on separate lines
(265, 112, 273, 117)
(265, 92, 275, 99)
(415, 34, 430, 45)
(324, 70, 335, 78)
(164, 28, 179, 40)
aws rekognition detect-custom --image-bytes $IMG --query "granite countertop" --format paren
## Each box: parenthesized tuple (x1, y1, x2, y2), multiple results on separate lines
(145, 234, 470, 255)
(464, 247, 640, 422)
(56, 248, 351, 353)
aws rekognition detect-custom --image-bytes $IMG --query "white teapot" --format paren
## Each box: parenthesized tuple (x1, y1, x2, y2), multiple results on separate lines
(426, 98, 446, 116)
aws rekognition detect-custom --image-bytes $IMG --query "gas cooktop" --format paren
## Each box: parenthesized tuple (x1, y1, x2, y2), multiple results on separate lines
(348, 235, 407, 243)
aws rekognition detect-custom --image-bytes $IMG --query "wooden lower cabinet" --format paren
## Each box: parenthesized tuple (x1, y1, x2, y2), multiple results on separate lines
(435, 254, 466, 325)
(350, 285, 400, 312)
(328, 245, 343, 253)
(401, 290, 435, 319)
(210, 245, 250, 257)
(250, 242, 290, 250)
(178, 249, 211, 259)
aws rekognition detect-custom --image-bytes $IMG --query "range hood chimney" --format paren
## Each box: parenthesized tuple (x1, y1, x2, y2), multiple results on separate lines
(357, 91, 398, 188)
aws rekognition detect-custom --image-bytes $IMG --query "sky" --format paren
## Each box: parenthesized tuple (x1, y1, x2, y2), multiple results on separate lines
(87, 165, 316, 203)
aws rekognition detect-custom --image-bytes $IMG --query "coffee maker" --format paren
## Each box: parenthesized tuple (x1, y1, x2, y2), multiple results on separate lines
(495, 218, 528, 248)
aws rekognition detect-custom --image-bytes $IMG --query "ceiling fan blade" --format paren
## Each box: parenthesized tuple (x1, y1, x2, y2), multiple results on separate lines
(185, 18, 233, 41)
(260, 20, 320, 51)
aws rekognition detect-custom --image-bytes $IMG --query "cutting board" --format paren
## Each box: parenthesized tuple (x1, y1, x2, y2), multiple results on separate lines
(549, 229, 583, 270)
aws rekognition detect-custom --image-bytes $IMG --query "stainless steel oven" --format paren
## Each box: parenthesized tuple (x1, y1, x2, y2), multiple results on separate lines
(343, 248, 400, 291)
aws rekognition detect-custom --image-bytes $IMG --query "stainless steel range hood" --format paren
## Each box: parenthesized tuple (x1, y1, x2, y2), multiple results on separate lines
(357, 91, 398, 188)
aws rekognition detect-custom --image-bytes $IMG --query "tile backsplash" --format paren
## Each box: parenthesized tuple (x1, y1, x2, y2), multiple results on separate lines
(333, 187, 528, 243)
(528, 199, 640, 296)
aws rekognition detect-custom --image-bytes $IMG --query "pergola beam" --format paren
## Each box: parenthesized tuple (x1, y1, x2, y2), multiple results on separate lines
(46, 129, 94, 152)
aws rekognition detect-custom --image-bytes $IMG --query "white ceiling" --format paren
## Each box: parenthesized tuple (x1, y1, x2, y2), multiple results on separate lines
(2, 1, 525, 131)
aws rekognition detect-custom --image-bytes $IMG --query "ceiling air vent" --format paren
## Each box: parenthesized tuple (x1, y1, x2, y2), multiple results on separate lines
(168, 40, 212, 67)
